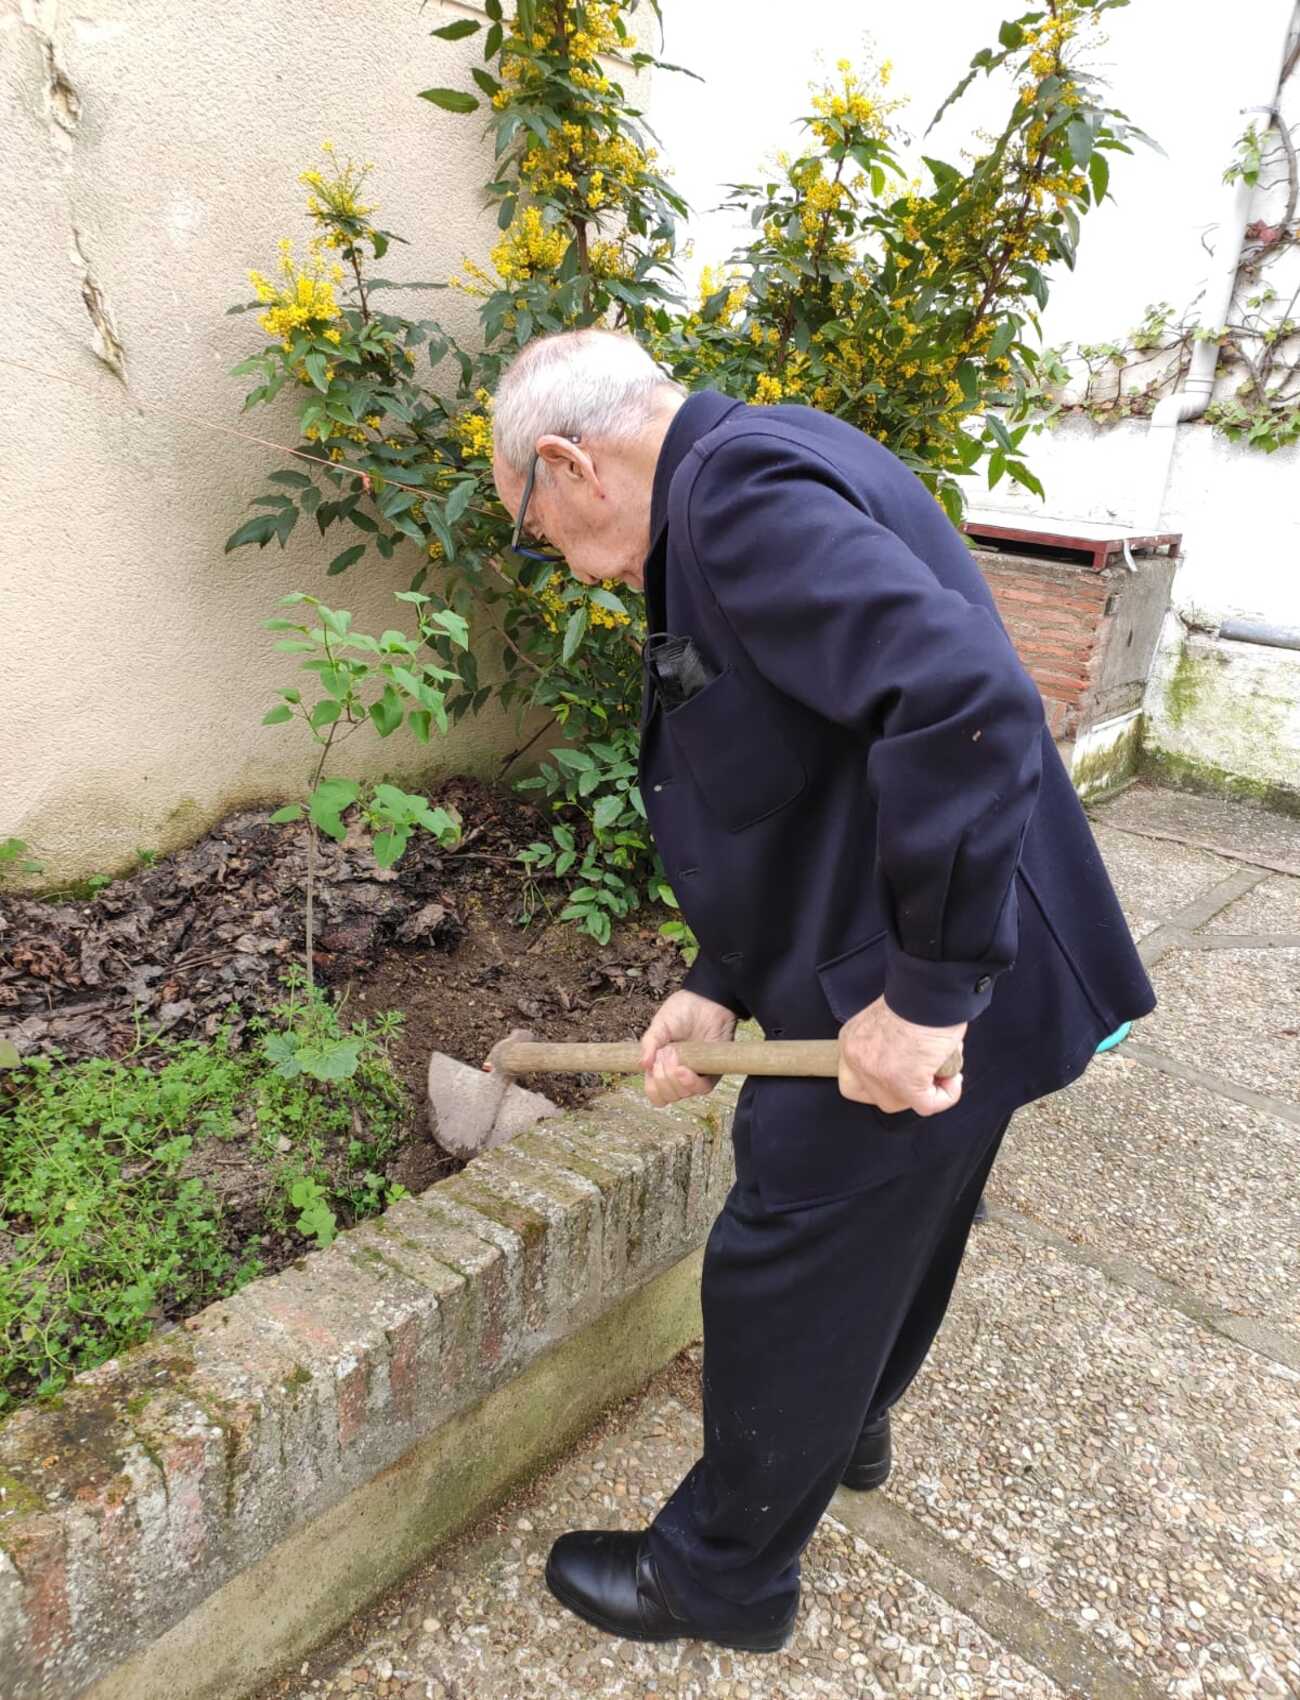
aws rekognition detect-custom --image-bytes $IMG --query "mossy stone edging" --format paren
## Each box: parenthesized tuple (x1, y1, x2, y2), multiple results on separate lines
(0, 1085, 737, 1700)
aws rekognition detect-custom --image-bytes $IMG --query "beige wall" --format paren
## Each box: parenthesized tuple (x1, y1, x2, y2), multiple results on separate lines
(2, 0, 534, 881)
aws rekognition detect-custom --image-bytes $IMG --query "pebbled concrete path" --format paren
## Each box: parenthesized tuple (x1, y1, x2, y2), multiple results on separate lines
(258, 784, 1299, 1700)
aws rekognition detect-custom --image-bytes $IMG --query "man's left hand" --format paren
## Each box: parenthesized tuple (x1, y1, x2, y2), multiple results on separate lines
(838, 996, 967, 1116)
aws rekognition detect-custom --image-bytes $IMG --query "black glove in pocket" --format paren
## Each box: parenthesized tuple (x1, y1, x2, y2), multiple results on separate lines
(645, 632, 717, 711)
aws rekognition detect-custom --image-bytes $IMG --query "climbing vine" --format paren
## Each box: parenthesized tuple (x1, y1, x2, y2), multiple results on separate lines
(1025, 54, 1300, 451)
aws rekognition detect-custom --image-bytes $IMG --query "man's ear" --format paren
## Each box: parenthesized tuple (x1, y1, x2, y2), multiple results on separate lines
(536, 434, 602, 493)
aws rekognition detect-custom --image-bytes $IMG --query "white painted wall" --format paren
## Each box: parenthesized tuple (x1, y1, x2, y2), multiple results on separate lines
(1, 0, 527, 881)
(656, 0, 1300, 798)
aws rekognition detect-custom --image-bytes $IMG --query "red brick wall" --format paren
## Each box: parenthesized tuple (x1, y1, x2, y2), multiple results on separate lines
(977, 556, 1111, 741)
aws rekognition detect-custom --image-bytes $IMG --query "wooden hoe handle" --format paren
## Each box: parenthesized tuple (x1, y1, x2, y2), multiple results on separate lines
(492, 1038, 965, 1081)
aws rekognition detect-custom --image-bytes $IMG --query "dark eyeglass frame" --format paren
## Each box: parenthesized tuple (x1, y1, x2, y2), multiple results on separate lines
(509, 437, 579, 564)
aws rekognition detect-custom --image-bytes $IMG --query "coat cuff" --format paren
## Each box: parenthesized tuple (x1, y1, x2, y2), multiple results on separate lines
(683, 952, 750, 1018)
(883, 936, 999, 1028)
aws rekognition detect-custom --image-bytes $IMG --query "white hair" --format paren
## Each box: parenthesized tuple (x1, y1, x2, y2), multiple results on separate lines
(491, 328, 685, 473)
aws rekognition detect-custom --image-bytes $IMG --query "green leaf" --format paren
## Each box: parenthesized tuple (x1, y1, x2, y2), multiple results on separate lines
(269, 470, 312, 488)
(485, 20, 503, 56)
(1066, 116, 1094, 168)
(998, 20, 1024, 48)
(328, 544, 365, 576)
(418, 87, 479, 113)
(304, 351, 329, 391)
(224, 514, 278, 553)
(261, 704, 293, 725)
(428, 608, 470, 650)
(1088, 150, 1110, 204)
(592, 794, 623, 831)
(985, 413, 1014, 453)
(1005, 460, 1045, 499)
(269, 804, 303, 823)
(988, 319, 1017, 361)
(0, 1039, 23, 1070)
(552, 746, 594, 773)
(431, 18, 480, 38)
(371, 828, 409, 869)
(472, 67, 501, 98)
(310, 699, 342, 729)
(589, 587, 627, 617)
(445, 479, 476, 524)
(562, 605, 589, 664)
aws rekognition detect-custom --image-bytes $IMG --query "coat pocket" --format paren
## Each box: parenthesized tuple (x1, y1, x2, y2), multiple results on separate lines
(814, 931, 920, 1134)
(663, 664, 806, 832)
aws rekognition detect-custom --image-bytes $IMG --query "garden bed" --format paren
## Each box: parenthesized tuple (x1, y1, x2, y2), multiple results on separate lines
(0, 778, 684, 1412)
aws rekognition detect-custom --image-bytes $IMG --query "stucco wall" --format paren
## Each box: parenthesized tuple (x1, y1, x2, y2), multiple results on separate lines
(2, 0, 532, 882)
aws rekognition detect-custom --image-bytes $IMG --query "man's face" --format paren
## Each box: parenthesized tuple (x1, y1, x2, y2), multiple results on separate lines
(493, 440, 650, 591)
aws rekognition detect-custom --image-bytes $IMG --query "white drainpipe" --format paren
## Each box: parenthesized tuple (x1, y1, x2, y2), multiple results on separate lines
(1137, 2, 1300, 532)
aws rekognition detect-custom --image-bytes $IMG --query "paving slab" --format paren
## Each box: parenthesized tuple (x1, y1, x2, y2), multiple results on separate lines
(1093, 783, 1300, 875)
(1201, 872, 1300, 936)
(1085, 823, 1237, 940)
(243, 787, 1300, 1700)
(269, 1368, 1072, 1700)
(890, 1228, 1300, 1700)
(992, 1052, 1300, 1337)
(1139, 944, 1300, 1099)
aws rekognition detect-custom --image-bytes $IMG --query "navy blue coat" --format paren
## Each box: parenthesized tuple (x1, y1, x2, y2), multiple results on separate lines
(638, 389, 1156, 1213)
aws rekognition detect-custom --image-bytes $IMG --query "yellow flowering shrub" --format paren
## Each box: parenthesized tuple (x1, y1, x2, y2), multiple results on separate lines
(248, 238, 343, 347)
(654, 1, 1150, 518)
(229, 0, 1146, 934)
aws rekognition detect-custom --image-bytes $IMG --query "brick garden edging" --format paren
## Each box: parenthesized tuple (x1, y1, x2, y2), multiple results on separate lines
(0, 1086, 736, 1700)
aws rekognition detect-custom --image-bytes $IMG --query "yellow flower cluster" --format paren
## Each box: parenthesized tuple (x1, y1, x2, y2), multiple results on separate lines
(299, 141, 377, 249)
(492, 1, 630, 107)
(248, 237, 344, 348)
(809, 57, 905, 149)
(491, 205, 570, 282)
(519, 125, 652, 206)
(531, 572, 630, 632)
(453, 390, 495, 461)
(799, 167, 846, 238)
(696, 265, 748, 325)
(753, 374, 784, 405)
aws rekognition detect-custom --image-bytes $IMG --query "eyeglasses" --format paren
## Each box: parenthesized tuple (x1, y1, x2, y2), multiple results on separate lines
(509, 439, 578, 564)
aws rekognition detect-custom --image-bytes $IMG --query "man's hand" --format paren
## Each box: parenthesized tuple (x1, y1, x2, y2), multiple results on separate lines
(838, 995, 967, 1117)
(639, 989, 737, 1107)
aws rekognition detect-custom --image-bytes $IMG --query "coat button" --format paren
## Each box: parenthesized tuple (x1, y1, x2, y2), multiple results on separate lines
(975, 975, 992, 993)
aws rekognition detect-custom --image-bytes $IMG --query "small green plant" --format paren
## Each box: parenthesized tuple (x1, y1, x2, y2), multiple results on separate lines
(0, 977, 412, 1410)
(516, 721, 658, 942)
(0, 1032, 254, 1410)
(260, 593, 465, 977)
(249, 973, 409, 1249)
(0, 838, 43, 881)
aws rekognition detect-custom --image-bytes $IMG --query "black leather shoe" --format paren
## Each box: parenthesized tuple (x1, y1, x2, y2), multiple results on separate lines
(841, 1410, 891, 1491)
(545, 1530, 796, 1653)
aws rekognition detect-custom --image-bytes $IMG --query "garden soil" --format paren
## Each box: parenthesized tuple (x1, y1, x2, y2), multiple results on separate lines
(0, 777, 686, 1201)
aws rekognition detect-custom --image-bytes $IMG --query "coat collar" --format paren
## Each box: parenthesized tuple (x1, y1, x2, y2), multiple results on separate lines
(647, 388, 745, 555)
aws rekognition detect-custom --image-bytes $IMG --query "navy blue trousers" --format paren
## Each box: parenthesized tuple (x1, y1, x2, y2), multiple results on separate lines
(646, 1086, 1012, 1633)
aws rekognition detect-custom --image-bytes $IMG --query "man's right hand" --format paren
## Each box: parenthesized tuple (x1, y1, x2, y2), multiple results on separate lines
(638, 989, 737, 1107)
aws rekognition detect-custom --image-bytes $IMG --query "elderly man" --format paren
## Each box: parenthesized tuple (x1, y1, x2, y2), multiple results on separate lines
(490, 328, 1155, 1653)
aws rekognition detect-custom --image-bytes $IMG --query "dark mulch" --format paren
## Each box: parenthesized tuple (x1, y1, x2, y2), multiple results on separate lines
(0, 778, 684, 1194)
